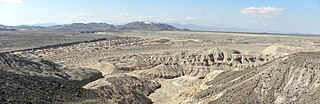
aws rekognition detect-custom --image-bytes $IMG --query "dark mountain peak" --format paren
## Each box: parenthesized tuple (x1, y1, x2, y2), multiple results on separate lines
(50, 22, 116, 31)
(123, 21, 182, 31)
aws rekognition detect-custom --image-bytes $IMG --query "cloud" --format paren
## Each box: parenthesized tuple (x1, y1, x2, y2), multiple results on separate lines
(0, 0, 23, 3)
(119, 13, 129, 17)
(197, 9, 204, 12)
(163, 18, 177, 22)
(59, 13, 92, 24)
(240, 7, 284, 18)
(136, 16, 155, 19)
(184, 17, 196, 21)
(136, 16, 159, 21)
(27, 20, 42, 25)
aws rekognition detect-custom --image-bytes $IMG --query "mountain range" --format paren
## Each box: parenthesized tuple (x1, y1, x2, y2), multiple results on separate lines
(0, 21, 188, 31)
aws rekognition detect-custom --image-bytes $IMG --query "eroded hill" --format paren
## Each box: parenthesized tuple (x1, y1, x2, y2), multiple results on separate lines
(193, 52, 320, 104)
(0, 53, 160, 104)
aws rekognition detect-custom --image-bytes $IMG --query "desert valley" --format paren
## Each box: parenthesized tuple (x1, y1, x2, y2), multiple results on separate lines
(1, 21, 320, 103)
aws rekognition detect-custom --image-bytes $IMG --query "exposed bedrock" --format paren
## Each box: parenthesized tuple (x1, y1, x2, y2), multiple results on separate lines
(96, 48, 275, 79)
(192, 52, 320, 104)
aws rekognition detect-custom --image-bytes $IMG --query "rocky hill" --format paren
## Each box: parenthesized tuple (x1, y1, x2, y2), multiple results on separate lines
(0, 53, 103, 103)
(0, 53, 161, 103)
(0, 53, 68, 79)
(0, 69, 102, 103)
(0, 53, 104, 85)
(192, 52, 320, 104)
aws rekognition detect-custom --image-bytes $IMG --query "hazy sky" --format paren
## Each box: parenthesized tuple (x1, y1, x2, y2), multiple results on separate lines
(0, 0, 320, 33)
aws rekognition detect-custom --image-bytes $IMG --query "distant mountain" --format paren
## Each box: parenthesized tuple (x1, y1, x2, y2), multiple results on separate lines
(50, 23, 116, 31)
(0, 24, 45, 31)
(49, 21, 186, 31)
(0, 24, 5, 28)
(0, 28, 17, 31)
(123, 21, 184, 31)
(31, 23, 58, 27)
(0, 24, 16, 31)
(12, 25, 46, 31)
(0, 24, 10, 29)
(0, 22, 188, 31)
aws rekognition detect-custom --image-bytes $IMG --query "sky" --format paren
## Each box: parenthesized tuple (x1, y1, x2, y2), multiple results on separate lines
(0, 0, 320, 34)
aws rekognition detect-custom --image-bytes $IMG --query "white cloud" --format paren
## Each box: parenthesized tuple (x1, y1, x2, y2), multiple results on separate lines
(59, 13, 92, 24)
(27, 20, 42, 25)
(197, 9, 204, 12)
(240, 7, 284, 18)
(119, 13, 129, 17)
(163, 18, 177, 22)
(0, 0, 23, 4)
(136, 16, 155, 19)
(136, 16, 159, 21)
(184, 17, 196, 21)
